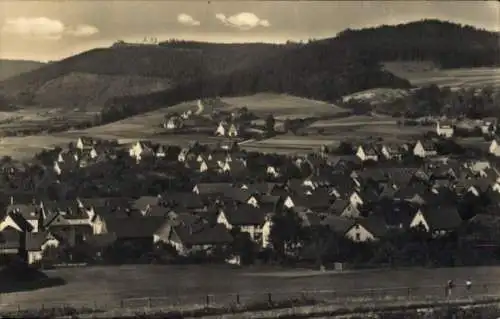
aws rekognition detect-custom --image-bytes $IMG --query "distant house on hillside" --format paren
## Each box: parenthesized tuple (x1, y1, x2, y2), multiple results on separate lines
(481, 117, 497, 135)
(436, 120, 454, 138)
(163, 115, 183, 130)
(215, 122, 239, 137)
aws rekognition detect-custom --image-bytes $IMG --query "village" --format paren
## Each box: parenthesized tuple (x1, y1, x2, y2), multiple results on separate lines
(0, 111, 500, 268)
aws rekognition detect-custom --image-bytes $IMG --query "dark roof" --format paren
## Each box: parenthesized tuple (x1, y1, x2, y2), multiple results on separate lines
(172, 223, 232, 246)
(221, 205, 267, 226)
(84, 233, 117, 248)
(4, 212, 34, 232)
(25, 232, 53, 251)
(105, 216, 166, 238)
(194, 183, 233, 195)
(357, 215, 389, 238)
(78, 197, 133, 211)
(321, 215, 356, 235)
(329, 199, 350, 215)
(162, 192, 205, 209)
(421, 205, 462, 231)
(0, 228, 21, 249)
(133, 196, 162, 210)
(6, 204, 41, 221)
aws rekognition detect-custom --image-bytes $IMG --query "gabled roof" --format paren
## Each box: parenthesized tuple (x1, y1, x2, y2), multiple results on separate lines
(420, 205, 462, 231)
(25, 232, 55, 251)
(4, 212, 34, 232)
(357, 215, 389, 238)
(172, 223, 232, 246)
(321, 215, 356, 234)
(105, 217, 167, 238)
(132, 196, 162, 210)
(328, 199, 350, 215)
(194, 183, 233, 195)
(6, 204, 41, 221)
(221, 204, 267, 226)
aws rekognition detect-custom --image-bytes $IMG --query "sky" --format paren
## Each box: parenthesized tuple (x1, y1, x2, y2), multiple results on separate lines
(0, 1, 498, 62)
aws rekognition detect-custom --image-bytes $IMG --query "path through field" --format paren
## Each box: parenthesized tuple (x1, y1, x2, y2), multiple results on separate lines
(2, 265, 500, 312)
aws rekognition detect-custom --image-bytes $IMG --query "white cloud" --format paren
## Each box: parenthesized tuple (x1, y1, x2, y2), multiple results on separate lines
(2, 17, 65, 40)
(1, 17, 99, 40)
(66, 24, 99, 37)
(177, 13, 200, 27)
(215, 12, 270, 30)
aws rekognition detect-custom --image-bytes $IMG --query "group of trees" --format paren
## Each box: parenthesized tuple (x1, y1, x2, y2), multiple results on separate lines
(336, 19, 500, 68)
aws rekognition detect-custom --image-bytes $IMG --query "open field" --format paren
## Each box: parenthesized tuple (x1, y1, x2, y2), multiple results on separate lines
(384, 62, 500, 89)
(308, 115, 396, 128)
(3, 265, 500, 313)
(220, 93, 350, 119)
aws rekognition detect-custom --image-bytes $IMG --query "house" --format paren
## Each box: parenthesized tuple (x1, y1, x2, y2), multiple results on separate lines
(328, 199, 361, 218)
(345, 216, 388, 242)
(214, 122, 239, 137)
(100, 216, 167, 248)
(488, 140, 500, 157)
(217, 204, 272, 248)
(128, 141, 155, 161)
(163, 115, 183, 130)
(25, 232, 61, 264)
(2, 203, 43, 232)
(0, 227, 23, 257)
(355, 144, 379, 162)
(481, 117, 497, 135)
(76, 137, 97, 150)
(155, 215, 232, 256)
(409, 205, 462, 236)
(379, 143, 407, 160)
(436, 120, 454, 138)
(413, 140, 437, 158)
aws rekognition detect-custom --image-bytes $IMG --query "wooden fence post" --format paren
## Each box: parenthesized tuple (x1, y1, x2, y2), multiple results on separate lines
(236, 293, 240, 305)
(120, 299, 124, 308)
(267, 292, 272, 305)
(147, 297, 152, 308)
(205, 295, 210, 307)
(407, 287, 411, 300)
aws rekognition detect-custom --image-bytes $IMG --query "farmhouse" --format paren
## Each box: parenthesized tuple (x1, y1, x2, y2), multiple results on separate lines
(217, 204, 272, 248)
(356, 144, 379, 162)
(413, 140, 437, 158)
(214, 122, 239, 137)
(436, 120, 454, 138)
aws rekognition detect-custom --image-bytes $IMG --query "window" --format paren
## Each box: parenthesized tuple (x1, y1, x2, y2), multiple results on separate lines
(355, 233, 361, 241)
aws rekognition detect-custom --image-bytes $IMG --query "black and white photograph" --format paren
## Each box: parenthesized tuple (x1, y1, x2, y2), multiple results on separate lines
(0, 0, 499, 318)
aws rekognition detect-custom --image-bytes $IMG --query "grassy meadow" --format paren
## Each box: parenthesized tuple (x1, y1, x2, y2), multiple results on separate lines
(2, 265, 500, 314)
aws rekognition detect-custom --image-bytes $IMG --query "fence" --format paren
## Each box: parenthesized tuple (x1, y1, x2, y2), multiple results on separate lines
(1, 282, 500, 315)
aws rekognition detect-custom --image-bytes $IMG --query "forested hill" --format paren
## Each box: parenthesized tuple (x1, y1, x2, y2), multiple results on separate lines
(0, 60, 45, 81)
(101, 41, 410, 122)
(332, 19, 500, 68)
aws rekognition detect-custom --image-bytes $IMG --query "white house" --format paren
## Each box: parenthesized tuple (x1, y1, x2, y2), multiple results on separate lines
(216, 206, 272, 248)
(26, 232, 61, 264)
(128, 141, 154, 162)
(481, 117, 497, 135)
(413, 140, 437, 158)
(356, 145, 379, 162)
(489, 140, 500, 157)
(436, 121, 454, 138)
(215, 122, 227, 136)
(267, 166, 279, 178)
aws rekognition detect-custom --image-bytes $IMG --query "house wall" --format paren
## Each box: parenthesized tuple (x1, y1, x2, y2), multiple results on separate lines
(92, 216, 106, 235)
(355, 147, 366, 161)
(349, 192, 363, 207)
(267, 166, 278, 177)
(215, 124, 225, 136)
(283, 197, 295, 208)
(261, 220, 272, 248)
(381, 147, 391, 159)
(409, 210, 430, 231)
(467, 186, 480, 197)
(341, 204, 360, 218)
(0, 215, 23, 232)
(27, 238, 60, 264)
(76, 139, 84, 150)
(247, 197, 259, 207)
(413, 142, 426, 157)
(345, 224, 375, 242)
